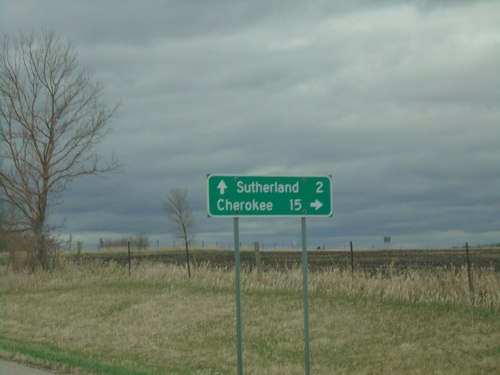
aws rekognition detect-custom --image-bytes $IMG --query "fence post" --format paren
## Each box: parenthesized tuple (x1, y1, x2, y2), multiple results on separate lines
(77, 241, 81, 267)
(350, 241, 354, 274)
(465, 242, 473, 293)
(254, 241, 262, 278)
(128, 241, 131, 276)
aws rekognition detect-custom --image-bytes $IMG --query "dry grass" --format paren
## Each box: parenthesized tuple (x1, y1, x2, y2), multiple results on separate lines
(1, 261, 499, 374)
(311, 265, 500, 309)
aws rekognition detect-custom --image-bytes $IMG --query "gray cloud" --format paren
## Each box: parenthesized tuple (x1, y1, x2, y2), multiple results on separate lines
(2, 1, 499, 249)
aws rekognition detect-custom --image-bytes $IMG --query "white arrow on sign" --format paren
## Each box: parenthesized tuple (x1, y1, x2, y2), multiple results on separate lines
(310, 199, 323, 210)
(217, 180, 228, 195)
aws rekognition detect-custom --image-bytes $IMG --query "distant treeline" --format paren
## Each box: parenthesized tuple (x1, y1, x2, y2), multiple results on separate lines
(98, 234, 149, 250)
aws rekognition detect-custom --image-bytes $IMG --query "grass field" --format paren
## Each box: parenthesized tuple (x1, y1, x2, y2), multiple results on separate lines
(1, 260, 499, 374)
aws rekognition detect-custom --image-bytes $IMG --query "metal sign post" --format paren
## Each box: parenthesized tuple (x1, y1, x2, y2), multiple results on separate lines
(301, 217, 311, 375)
(207, 174, 333, 375)
(234, 217, 243, 375)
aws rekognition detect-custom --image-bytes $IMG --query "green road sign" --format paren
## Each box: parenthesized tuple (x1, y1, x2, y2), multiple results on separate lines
(207, 174, 333, 217)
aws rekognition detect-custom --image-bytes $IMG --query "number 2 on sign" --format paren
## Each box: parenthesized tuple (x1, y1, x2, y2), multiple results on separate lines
(316, 181, 324, 193)
(290, 199, 302, 211)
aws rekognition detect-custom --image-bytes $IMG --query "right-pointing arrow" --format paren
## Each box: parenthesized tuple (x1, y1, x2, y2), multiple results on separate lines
(310, 199, 323, 210)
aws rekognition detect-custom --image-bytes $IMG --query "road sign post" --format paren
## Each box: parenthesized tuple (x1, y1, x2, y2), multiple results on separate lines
(234, 217, 243, 375)
(301, 217, 311, 375)
(207, 174, 332, 375)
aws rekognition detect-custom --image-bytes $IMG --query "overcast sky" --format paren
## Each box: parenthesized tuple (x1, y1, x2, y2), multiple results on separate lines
(2, 0, 499, 249)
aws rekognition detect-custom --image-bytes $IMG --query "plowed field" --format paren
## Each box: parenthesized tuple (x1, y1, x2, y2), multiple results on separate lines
(84, 247, 500, 274)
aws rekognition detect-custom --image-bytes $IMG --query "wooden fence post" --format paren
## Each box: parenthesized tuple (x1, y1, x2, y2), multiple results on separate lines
(465, 242, 473, 293)
(254, 241, 262, 278)
(128, 241, 131, 276)
(77, 241, 81, 267)
(350, 241, 354, 274)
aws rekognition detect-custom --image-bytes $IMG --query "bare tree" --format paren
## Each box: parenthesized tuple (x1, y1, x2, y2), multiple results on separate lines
(0, 30, 120, 270)
(0, 148, 5, 241)
(0, 171, 5, 253)
(164, 188, 195, 277)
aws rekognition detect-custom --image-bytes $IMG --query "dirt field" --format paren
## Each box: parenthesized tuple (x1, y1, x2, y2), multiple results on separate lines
(82, 247, 500, 273)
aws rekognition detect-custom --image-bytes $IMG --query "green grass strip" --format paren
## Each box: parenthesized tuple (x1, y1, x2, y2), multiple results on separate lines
(0, 336, 149, 375)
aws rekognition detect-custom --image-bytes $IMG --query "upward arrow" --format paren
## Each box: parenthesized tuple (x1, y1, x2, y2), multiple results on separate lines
(217, 180, 228, 195)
